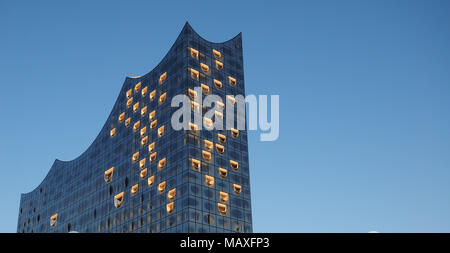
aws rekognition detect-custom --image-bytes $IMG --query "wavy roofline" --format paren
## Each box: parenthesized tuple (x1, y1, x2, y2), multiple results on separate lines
(20, 22, 242, 197)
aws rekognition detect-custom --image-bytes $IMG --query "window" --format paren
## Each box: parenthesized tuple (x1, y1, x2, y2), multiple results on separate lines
(230, 160, 239, 171)
(149, 90, 156, 101)
(104, 167, 114, 182)
(214, 79, 223, 89)
(191, 158, 201, 171)
(119, 112, 125, 122)
(149, 110, 156, 121)
(217, 101, 225, 110)
(114, 192, 124, 208)
(133, 121, 141, 132)
(204, 117, 213, 129)
(159, 72, 167, 84)
(133, 102, 140, 113)
(140, 169, 147, 179)
(150, 120, 157, 130)
(215, 60, 223, 70)
(134, 82, 141, 92)
(228, 76, 237, 86)
(157, 125, 165, 137)
(217, 203, 227, 215)
(127, 97, 133, 107)
(212, 49, 222, 59)
(205, 175, 214, 187)
(132, 152, 139, 162)
(189, 122, 199, 134)
(140, 126, 147, 137)
(147, 176, 155, 187)
(131, 184, 139, 196)
(126, 89, 132, 99)
(148, 142, 155, 153)
(216, 144, 225, 154)
(159, 92, 167, 104)
(167, 188, 176, 200)
(150, 152, 157, 163)
(189, 47, 199, 59)
(215, 111, 223, 120)
(219, 192, 229, 203)
(110, 128, 116, 137)
(217, 133, 226, 143)
(204, 140, 213, 151)
(189, 68, 199, 80)
(50, 214, 58, 226)
(139, 158, 146, 169)
(141, 86, 148, 97)
(141, 106, 147, 117)
(141, 136, 148, 146)
(233, 184, 242, 194)
(158, 158, 166, 170)
(227, 95, 236, 105)
(200, 63, 210, 74)
(191, 101, 200, 112)
(219, 168, 228, 178)
(125, 117, 131, 127)
(166, 202, 174, 214)
(158, 181, 166, 193)
(202, 150, 212, 162)
(188, 88, 197, 99)
(201, 84, 210, 94)
(231, 128, 239, 138)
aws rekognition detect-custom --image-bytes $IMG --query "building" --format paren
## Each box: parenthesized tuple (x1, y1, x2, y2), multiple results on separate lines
(17, 23, 252, 233)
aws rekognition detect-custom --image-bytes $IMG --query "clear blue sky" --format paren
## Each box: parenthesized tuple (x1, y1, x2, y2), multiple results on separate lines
(1, 0, 450, 232)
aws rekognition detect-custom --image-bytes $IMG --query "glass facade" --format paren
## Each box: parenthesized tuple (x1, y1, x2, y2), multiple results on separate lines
(17, 22, 252, 233)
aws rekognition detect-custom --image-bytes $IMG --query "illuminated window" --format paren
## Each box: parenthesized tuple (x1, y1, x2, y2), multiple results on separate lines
(219, 192, 229, 203)
(150, 120, 157, 130)
(158, 181, 166, 193)
(147, 176, 154, 187)
(149, 152, 157, 163)
(201, 84, 210, 94)
(149, 90, 156, 101)
(126, 89, 132, 99)
(159, 72, 167, 84)
(110, 128, 116, 137)
(230, 160, 239, 171)
(189, 47, 199, 59)
(215, 60, 223, 70)
(231, 128, 239, 138)
(104, 167, 114, 182)
(189, 122, 199, 134)
(148, 111, 156, 121)
(204, 140, 213, 151)
(191, 101, 200, 112)
(214, 79, 223, 89)
(202, 150, 212, 162)
(141, 86, 148, 97)
(157, 125, 165, 137)
(200, 63, 210, 74)
(219, 168, 228, 178)
(141, 136, 148, 146)
(190, 68, 199, 80)
(215, 111, 223, 120)
(139, 158, 146, 169)
(125, 117, 131, 127)
(167, 188, 176, 200)
(212, 49, 222, 59)
(217, 203, 227, 215)
(133, 121, 140, 132)
(203, 117, 213, 129)
(50, 214, 58, 226)
(227, 95, 236, 105)
(140, 168, 147, 179)
(159, 92, 167, 104)
(191, 158, 201, 171)
(216, 101, 225, 110)
(131, 184, 138, 196)
(134, 82, 141, 92)
(127, 97, 133, 107)
(205, 175, 215, 187)
(228, 76, 237, 86)
(166, 202, 174, 214)
(158, 158, 166, 170)
(141, 106, 147, 117)
(216, 144, 225, 154)
(118, 112, 125, 122)
(233, 184, 242, 194)
(133, 102, 139, 113)
(140, 126, 147, 137)
(132, 152, 139, 162)
(114, 192, 124, 208)
(217, 133, 226, 144)
(188, 88, 197, 99)
(148, 142, 155, 153)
